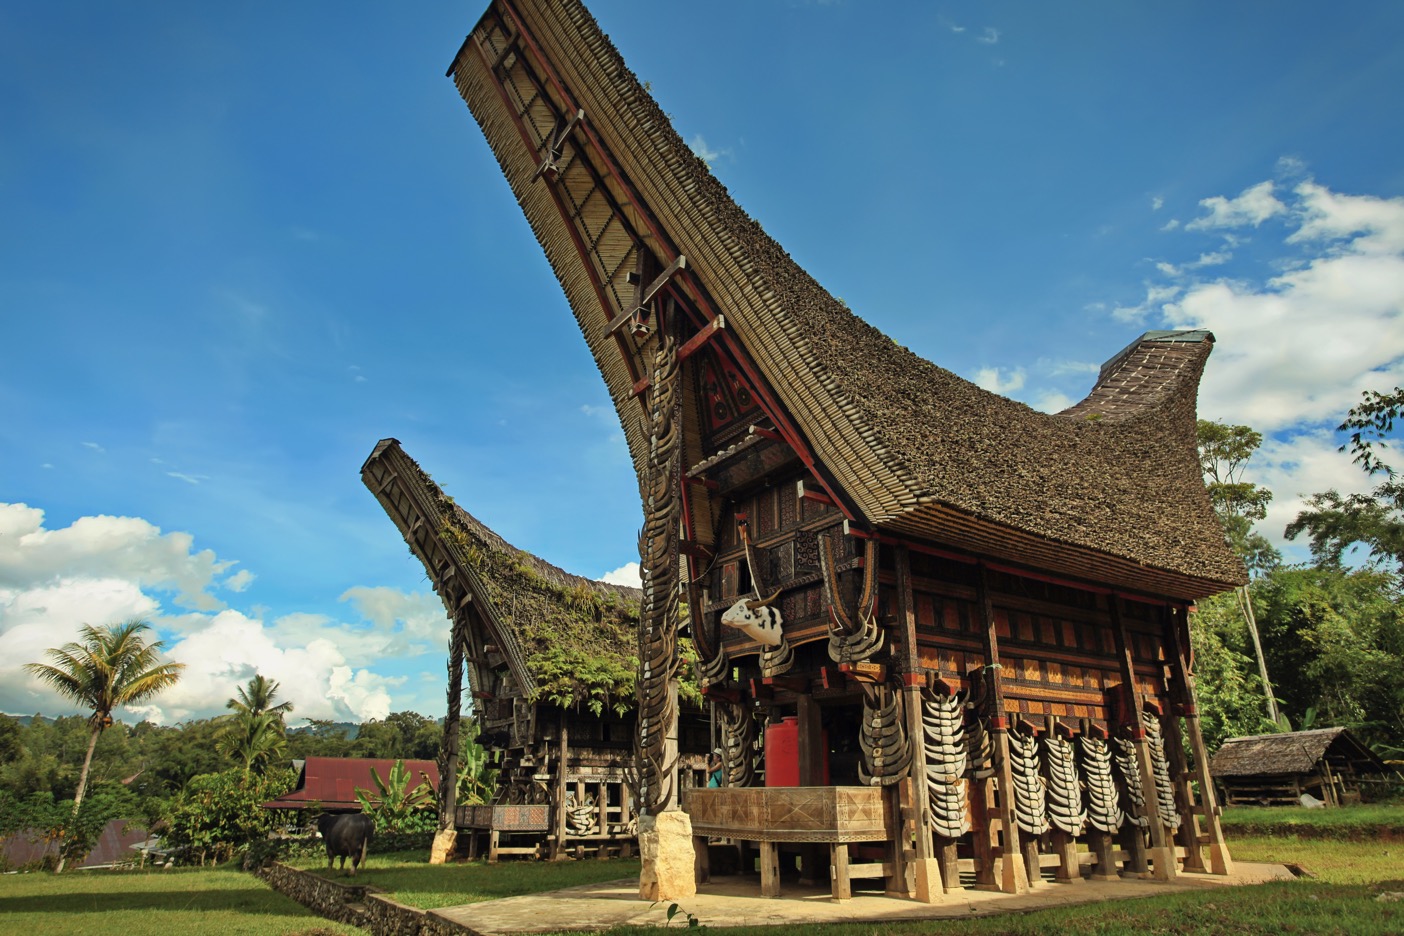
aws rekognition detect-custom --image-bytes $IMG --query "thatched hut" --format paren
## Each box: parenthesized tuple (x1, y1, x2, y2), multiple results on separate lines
(444, 0, 1245, 899)
(1211, 727, 1391, 807)
(362, 439, 707, 860)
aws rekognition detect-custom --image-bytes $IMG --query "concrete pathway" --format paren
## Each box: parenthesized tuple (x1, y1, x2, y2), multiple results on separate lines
(429, 862, 1295, 935)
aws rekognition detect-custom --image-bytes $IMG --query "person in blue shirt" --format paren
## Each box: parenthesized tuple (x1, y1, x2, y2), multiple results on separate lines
(707, 749, 724, 787)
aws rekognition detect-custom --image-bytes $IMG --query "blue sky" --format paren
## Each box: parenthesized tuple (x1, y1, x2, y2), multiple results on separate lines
(3, 1, 1401, 725)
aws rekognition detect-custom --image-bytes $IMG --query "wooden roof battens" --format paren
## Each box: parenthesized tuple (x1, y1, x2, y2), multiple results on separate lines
(451, 0, 1242, 598)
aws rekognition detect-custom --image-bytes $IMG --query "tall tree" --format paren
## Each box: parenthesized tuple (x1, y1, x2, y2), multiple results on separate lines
(226, 674, 293, 720)
(23, 619, 183, 871)
(1287, 387, 1404, 573)
(1196, 420, 1280, 723)
(218, 674, 292, 775)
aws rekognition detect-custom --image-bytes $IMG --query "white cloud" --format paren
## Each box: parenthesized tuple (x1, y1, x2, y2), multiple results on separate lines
(81, 442, 105, 454)
(0, 503, 230, 612)
(1161, 218, 1181, 232)
(1037, 358, 1100, 378)
(973, 366, 1026, 395)
(978, 27, 1000, 44)
(1030, 389, 1075, 414)
(1151, 196, 1164, 212)
(223, 568, 255, 592)
(1111, 283, 1181, 323)
(688, 134, 729, 167)
(1185, 180, 1287, 231)
(0, 502, 447, 724)
(167, 471, 205, 485)
(1161, 180, 1404, 431)
(599, 562, 642, 588)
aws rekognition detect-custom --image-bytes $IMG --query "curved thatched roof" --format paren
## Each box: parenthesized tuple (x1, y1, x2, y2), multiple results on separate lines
(1210, 728, 1388, 778)
(449, 0, 1245, 600)
(362, 439, 643, 714)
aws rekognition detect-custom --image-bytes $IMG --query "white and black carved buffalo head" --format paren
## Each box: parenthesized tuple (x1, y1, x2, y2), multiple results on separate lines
(720, 590, 784, 646)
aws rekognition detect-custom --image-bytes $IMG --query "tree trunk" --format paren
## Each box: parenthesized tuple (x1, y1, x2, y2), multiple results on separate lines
(57, 723, 102, 873)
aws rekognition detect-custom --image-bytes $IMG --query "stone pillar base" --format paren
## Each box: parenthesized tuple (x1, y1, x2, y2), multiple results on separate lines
(638, 811, 698, 901)
(429, 828, 458, 865)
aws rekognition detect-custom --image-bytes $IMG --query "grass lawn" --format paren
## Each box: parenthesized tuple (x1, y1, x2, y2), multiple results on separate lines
(288, 850, 642, 910)
(0, 863, 361, 936)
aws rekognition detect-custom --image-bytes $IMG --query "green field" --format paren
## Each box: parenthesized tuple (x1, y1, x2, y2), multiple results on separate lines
(4, 806, 1403, 936)
(0, 863, 359, 936)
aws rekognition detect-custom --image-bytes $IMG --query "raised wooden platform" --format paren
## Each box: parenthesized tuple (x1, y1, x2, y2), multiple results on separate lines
(683, 786, 895, 901)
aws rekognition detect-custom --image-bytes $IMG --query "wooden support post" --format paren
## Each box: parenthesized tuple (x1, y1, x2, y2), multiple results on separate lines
(896, 544, 945, 903)
(488, 829, 501, 863)
(830, 842, 852, 901)
(1160, 712, 1206, 873)
(1109, 597, 1176, 881)
(796, 692, 825, 887)
(551, 712, 568, 860)
(977, 567, 1029, 894)
(1088, 830, 1118, 881)
(1120, 823, 1148, 877)
(1052, 830, 1081, 883)
(759, 840, 781, 897)
(939, 840, 962, 891)
(972, 775, 998, 888)
(1022, 831, 1043, 887)
(1164, 605, 1232, 875)
(693, 835, 710, 884)
(884, 782, 913, 896)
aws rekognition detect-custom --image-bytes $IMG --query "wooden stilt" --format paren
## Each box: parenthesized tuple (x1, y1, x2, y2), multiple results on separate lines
(896, 545, 945, 904)
(830, 842, 852, 901)
(1088, 830, 1119, 881)
(1164, 606, 1233, 875)
(759, 840, 781, 897)
(1109, 596, 1176, 881)
(977, 567, 1029, 895)
(1052, 830, 1083, 883)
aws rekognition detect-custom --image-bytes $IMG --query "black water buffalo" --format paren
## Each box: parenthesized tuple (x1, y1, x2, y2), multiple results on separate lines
(317, 813, 375, 876)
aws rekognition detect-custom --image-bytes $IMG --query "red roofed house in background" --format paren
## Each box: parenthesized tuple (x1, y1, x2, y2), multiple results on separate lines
(263, 757, 440, 813)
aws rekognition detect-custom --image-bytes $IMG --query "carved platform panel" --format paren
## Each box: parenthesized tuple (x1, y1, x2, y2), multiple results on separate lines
(684, 786, 890, 843)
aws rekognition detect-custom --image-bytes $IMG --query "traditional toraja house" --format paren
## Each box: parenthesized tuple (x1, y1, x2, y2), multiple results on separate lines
(444, 0, 1246, 901)
(1210, 728, 1393, 808)
(361, 439, 708, 862)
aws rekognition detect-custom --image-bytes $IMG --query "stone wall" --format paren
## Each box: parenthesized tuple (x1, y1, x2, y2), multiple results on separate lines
(255, 862, 468, 935)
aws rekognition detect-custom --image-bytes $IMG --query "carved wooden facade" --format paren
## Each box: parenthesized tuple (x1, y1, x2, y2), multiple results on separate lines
(446, 0, 1245, 896)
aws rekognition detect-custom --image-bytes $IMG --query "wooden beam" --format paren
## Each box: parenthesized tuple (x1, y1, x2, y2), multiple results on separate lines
(677, 314, 726, 361)
(976, 565, 1028, 894)
(606, 255, 688, 337)
(898, 545, 945, 903)
(1109, 596, 1176, 881)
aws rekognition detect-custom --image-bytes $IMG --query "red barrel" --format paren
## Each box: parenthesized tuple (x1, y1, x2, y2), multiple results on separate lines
(764, 716, 829, 786)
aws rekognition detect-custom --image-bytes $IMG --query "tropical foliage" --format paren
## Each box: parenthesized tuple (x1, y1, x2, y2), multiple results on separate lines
(355, 759, 437, 833)
(22, 619, 183, 870)
(1191, 389, 1404, 761)
(161, 767, 297, 865)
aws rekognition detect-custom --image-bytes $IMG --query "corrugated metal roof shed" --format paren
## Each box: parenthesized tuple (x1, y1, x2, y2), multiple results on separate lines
(262, 756, 440, 811)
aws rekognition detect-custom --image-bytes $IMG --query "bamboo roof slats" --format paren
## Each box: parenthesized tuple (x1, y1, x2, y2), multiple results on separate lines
(449, 0, 1244, 602)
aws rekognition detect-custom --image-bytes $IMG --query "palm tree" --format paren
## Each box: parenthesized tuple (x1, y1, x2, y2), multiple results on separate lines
(219, 674, 292, 774)
(216, 711, 288, 774)
(227, 673, 293, 720)
(24, 618, 183, 871)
